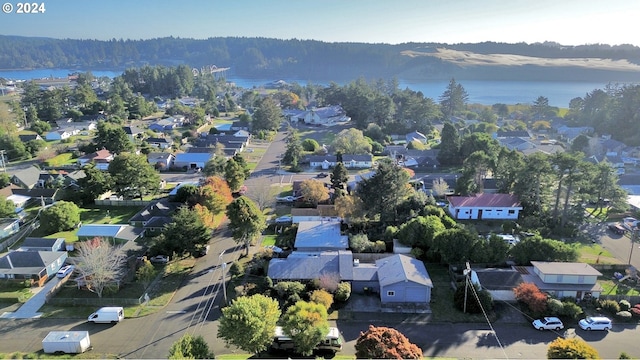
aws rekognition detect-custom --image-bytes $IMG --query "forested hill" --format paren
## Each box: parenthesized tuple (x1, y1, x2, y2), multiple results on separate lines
(2, 36, 640, 82)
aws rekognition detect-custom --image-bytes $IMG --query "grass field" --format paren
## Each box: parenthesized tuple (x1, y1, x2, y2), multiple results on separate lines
(43, 153, 76, 167)
(575, 242, 622, 264)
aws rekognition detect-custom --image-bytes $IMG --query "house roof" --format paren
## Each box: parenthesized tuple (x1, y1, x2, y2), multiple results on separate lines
(291, 205, 339, 217)
(77, 224, 126, 238)
(21, 237, 64, 248)
(18, 134, 42, 142)
(343, 154, 372, 162)
(129, 200, 179, 223)
(146, 137, 171, 144)
(448, 193, 521, 208)
(174, 152, 214, 163)
(12, 188, 59, 199)
(78, 149, 113, 162)
(147, 152, 174, 162)
(531, 261, 602, 276)
(352, 263, 379, 281)
(375, 254, 433, 288)
(473, 268, 523, 290)
(0, 251, 66, 275)
(267, 250, 353, 281)
(122, 126, 143, 135)
(294, 221, 347, 250)
(10, 166, 41, 188)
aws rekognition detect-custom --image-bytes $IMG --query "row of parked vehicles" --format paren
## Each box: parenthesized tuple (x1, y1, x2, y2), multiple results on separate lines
(532, 316, 612, 331)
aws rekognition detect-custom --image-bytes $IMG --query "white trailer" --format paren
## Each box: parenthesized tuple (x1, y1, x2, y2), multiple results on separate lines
(42, 331, 91, 354)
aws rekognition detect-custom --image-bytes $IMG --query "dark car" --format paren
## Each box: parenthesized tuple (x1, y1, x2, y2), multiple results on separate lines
(316, 172, 328, 178)
(608, 223, 625, 235)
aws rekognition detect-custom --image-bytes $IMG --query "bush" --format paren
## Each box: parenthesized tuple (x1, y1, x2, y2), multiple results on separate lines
(274, 281, 306, 299)
(630, 304, 640, 317)
(616, 311, 632, 320)
(513, 283, 547, 315)
(334, 282, 351, 302)
(600, 299, 621, 314)
(309, 289, 334, 309)
(453, 283, 493, 314)
(560, 301, 583, 320)
(547, 337, 599, 359)
(547, 298, 563, 315)
(229, 261, 245, 277)
(619, 299, 631, 311)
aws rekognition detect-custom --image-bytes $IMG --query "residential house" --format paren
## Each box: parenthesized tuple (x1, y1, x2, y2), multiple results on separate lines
(495, 130, 531, 139)
(0, 218, 20, 238)
(19, 237, 66, 252)
(174, 152, 214, 169)
(600, 137, 626, 157)
(268, 250, 354, 282)
(231, 120, 250, 131)
(447, 193, 522, 220)
(10, 166, 41, 189)
(472, 267, 523, 301)
(376, 254, 433, 303)
(149, 116, 185, 132)
(76, 224, 144, 242)
(405, 131, 428, 144)
(147, 152, 175, 169)
(77, 149, 114, 170)
(0, 251, 67, 286)
(291, 205, 340, 223)
(146, 137, 172, 149)
(18, 134, 43, 142)
(187, 146, 238, 158)
(497, 137, 536, 152)
(287, 105, 350, 126)
(618, 175, 640, 195)
(308, 154, 373, 170)
(45, 129, 77, 141)
(12, 188, 60, 205)
(123, 126, 144, 141)
(518, 261, 603, 300)
(129, 200, 179, 236)
(555, 125, 594, 144)
(294, 221, 348, 252)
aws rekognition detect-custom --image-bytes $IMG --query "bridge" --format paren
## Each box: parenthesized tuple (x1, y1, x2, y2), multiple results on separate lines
(192, 64, 230, 78)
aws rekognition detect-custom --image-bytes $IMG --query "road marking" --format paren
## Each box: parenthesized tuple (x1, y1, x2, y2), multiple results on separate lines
(166, 310, 187, 314)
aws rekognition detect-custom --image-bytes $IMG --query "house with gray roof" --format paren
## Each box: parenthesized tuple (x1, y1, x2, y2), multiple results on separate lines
(405, 131, 428, 144)
(147, 152, 175, 169)
(517, 261, 603, 300)
(472, 267, 523, 301)
(20, 237, 66, 252)
(376, 254, 433, 303)
(268, 250, 354, 282)
(0, 251, 67, 286)
(10, 166, 41, 189)
(76, 224, 143, 242)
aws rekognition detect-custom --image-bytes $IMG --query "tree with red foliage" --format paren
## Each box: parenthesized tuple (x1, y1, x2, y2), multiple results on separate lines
(355, 325, 422, 359)
(513, 282, 548, 314)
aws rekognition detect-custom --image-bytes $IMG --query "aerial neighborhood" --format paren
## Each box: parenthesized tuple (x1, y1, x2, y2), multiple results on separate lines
(1, 65, 640, 358)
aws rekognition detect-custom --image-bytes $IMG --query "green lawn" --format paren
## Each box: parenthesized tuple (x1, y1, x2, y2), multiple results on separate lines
(575, 243, 621, 264)
(261, 235, 277, 247)
(43, 153, 76, 167)
(0, 282, 32, 303)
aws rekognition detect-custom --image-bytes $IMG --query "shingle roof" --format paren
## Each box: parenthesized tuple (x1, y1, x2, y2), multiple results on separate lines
(267, 250, 353, 281)
(294, 221, 347, 250)
(531, 261, 602, 276)
(21, 237, 64, 249)
(376, 254, 432, 287)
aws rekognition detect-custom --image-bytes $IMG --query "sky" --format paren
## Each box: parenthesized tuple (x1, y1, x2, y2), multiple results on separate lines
(1, 0, 639, 46)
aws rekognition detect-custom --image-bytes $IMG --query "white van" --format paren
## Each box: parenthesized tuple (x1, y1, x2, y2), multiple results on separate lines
(87, 307, 124, 324)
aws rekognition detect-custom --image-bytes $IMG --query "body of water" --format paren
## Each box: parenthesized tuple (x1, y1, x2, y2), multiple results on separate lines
(0, 68, 630, 108)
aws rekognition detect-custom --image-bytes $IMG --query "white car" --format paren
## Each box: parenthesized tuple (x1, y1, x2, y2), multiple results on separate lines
(56, 265, 75, 278)
(579, 316, 612, 331)
(275, 216, 292, 224)
(532, 317, 564, 331)
(276, 196, 298, 203)
(265, 245, 283, 254)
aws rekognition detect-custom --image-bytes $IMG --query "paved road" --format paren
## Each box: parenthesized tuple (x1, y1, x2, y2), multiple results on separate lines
(594, 222, 640, 269)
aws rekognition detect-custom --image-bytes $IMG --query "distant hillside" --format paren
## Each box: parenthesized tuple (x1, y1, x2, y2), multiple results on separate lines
(1, 36, 640, 82)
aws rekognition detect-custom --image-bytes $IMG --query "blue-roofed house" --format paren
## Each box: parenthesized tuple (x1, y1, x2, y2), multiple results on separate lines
(267, 250, 354, 282)
(294, 221, 348, 252)
(376, 254, 433, 303)
(174, 152, 214, 169)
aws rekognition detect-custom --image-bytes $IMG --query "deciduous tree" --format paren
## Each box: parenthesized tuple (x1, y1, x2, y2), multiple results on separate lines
(547, 337, 599, 359)
(198, 176, 233, 215)
(0, 196, 16, 218)
(39, 201, 80, 234)
(513, 282, 548, 314)
(332, 128, 372, 155)
(168, 334, 214, 359)
(226, 196, 267, 256)
(280, 300, 330, 356)
(218, 294, 281, 355)
(299, 179, 329, 206)
(355, 325, 422, 359)
(75, 237, 126, 298)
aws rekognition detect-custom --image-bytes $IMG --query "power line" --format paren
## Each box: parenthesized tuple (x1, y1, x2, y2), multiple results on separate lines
(466, 275, 509, 359)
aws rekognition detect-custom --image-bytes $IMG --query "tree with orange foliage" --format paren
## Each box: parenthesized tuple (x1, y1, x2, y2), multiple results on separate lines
(198, 176, 233, 215)
(355, 325, 422, 359)
(513, 282, 548, 314)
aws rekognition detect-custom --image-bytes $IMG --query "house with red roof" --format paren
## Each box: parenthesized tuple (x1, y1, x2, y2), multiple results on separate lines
(77, 149, 114, 170)
(447, 193, 522, 220)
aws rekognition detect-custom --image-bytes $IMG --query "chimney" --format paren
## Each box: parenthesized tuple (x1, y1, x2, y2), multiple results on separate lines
(353, 259, 360, 267)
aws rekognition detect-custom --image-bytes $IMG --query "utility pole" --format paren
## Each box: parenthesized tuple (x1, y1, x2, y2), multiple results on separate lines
(629, 229, 638, 265)
(463, 262, 471, 313)
(219, 250, 228, 305)
(0, 150, 6, 172)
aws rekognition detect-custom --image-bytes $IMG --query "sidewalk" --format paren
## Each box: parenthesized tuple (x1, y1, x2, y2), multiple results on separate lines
(0, 277, 60, 319)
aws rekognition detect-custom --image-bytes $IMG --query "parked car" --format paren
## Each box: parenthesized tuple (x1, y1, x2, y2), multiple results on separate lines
(608, 223, 626, 235)
(532, 317, 564, 331)
(579, 316, 612, 331)
(276, 196, 299, 203)
(275, 216, 293, 224)
(265, 245, 283, 254)
(198, 245, 210, 257)
(316, 172, 328, 178)
(56, 265, 75, 278)
(150, 255, 169, 264)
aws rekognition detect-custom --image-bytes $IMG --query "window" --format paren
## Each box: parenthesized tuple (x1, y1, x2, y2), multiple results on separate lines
(578, 275, 585, 283)
(387, 291, 395, 296)
(508, 210, 515, 214)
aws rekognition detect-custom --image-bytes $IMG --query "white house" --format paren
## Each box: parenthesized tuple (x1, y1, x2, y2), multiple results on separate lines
(45, 128, 79, 141)
(447, 193, 522, 220)
(288, 106, 350, 126)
